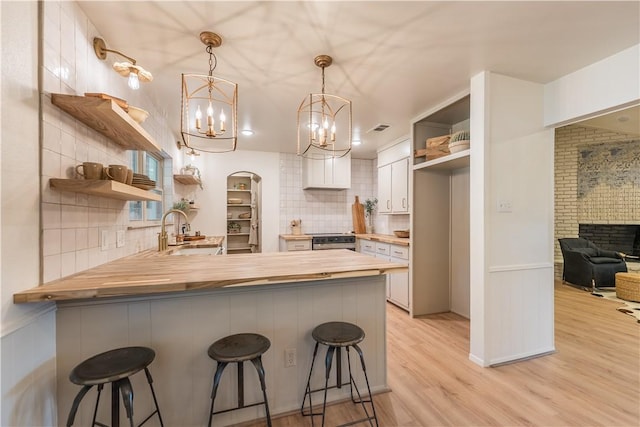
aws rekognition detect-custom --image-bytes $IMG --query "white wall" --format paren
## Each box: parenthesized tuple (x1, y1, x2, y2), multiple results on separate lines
(470, 72, 555, 366)
(1, 2, 57, 425)
(544, 44, 640, 127)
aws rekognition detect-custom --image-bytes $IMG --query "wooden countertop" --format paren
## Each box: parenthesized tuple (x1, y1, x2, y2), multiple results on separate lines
(356, 233, 410, 246)
(279, 234, 312, 241)
(14, 249, 407, 304)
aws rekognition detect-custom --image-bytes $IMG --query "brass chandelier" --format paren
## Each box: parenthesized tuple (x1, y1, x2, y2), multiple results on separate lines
(180, 31, 238, 153)
(297, 55, 352, 159)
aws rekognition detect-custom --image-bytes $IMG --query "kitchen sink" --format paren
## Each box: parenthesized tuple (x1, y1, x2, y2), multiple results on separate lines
(170, 246, 223, 256)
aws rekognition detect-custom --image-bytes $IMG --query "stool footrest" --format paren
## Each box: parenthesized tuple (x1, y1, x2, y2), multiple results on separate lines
(213, 400, 267, 416)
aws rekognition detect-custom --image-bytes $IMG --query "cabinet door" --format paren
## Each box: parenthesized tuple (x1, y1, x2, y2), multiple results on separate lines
(332, 155, 351, 189)
(302, 155, 351, 189)
(391, 158, 409, 213)
(389, 267, 409, 309)
(378, 164, 392, 213)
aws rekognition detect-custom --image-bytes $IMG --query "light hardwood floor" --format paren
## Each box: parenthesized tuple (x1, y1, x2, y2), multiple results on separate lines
(240, 282, 640, 426)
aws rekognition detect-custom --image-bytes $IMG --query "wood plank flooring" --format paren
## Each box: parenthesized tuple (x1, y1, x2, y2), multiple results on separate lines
(238, 282, 640, 426)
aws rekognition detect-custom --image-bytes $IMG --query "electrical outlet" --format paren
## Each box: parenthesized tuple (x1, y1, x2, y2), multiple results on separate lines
(116, 230, 125, 248)
(101, 230, 109, 251)
(285, 348, 296, 367)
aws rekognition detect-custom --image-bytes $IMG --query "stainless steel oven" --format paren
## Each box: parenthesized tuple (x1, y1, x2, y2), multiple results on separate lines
(310, 233, 356, 251)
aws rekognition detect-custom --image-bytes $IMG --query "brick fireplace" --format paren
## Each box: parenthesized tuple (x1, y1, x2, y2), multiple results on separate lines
(579, 224, 640, 256)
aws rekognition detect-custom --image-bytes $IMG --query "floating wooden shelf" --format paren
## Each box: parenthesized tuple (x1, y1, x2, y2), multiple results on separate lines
(174, 174, 202, 185)
(227, 233, 250, 236)
(50, 179, 162, 201)
(413, 149, 470, 171)
(51, 94, 161, 154)
(227, 189, 251, 192)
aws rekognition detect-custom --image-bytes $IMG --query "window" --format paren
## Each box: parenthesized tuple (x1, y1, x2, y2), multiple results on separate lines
(129, 151, 164, 223)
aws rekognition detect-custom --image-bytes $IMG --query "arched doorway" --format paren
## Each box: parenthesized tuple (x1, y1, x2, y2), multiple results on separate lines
(226, 172, 262, 253)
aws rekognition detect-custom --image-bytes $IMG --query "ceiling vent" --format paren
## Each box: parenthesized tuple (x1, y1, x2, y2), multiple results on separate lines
(367, 123, 391, 133)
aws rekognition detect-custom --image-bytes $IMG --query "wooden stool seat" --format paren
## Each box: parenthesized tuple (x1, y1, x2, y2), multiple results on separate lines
(66, 346, 164, 427)
(302, 321, 378, 427)
(207, 333, 272, 427)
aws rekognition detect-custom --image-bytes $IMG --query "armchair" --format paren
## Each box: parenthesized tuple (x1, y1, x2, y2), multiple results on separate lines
(558, 238, 627, 289)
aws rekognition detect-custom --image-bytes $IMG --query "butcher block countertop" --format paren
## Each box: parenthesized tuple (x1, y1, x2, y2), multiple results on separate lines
(356, 233, 410, 246)
(279, 234, 312, 241)
(13, 249, 407, 304)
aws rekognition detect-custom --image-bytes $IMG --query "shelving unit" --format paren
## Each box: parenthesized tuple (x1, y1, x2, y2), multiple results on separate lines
(411, 91, 470, 318)
(51, 94, 161, 154)
(173, 174, 201, 186)
(227, 173, 259, 254)
(50, 179, 161, 201)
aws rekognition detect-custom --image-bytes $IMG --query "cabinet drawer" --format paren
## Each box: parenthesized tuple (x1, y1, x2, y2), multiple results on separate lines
(359, 240, 376, 253)
(286, 240, 311, 251)
(389, 245, 409, 260)
(375, 242, 390, 256)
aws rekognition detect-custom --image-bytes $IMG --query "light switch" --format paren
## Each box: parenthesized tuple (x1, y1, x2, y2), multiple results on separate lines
(497, 200, 512, 213)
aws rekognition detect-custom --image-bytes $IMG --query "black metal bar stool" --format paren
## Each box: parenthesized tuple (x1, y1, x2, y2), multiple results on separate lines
(66, 346, 164, 427)
(301, 321, 378, 427)
(207, 333, 272, 427)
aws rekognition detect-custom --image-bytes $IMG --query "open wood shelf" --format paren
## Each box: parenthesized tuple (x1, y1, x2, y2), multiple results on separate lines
(413, 149, 470, 171)
(51, 94, 161, 153)
(174, 174, 202, 185)
(50, 179, 161, 201)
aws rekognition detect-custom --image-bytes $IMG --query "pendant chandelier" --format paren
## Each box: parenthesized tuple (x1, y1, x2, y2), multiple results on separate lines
(180, 31, 238, 153)
(297, 55, 352, 159)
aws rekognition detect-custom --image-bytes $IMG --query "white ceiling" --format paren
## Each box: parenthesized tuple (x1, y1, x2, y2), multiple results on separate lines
(78, 1, 640, 159)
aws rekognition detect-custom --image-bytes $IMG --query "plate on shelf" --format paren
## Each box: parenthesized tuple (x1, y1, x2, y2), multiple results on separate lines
(131, 183, 155, 190)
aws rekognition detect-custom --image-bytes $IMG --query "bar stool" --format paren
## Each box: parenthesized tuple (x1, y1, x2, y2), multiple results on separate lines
(207, 333, 272, 427)
(301, 321, 378, 427)
(66, 346, 164, 427)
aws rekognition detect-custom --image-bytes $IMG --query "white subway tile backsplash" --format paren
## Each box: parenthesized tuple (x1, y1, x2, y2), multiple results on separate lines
(43, 254, 61, 283)
(43, 229, 61, 257)
(61, 229, 76, 253)
(60, 252, 76, 277)
(42, 203, 61, 230)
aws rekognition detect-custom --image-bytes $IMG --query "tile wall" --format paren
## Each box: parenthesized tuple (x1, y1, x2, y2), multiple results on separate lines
(40, 1, 175, 283)
(278, 153, 411, 235)
(279, 154, 378, 234)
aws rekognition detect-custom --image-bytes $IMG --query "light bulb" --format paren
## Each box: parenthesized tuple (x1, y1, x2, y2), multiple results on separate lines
(331, 122, 336, 141)
(195, 106, 202, 130)
(128, 71, 140, 90)
(219, 109, 226, 132)
(207, 101, 214, 118)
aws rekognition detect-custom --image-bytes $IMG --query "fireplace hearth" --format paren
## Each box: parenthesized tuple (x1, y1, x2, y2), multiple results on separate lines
(579, 224, 640, 256)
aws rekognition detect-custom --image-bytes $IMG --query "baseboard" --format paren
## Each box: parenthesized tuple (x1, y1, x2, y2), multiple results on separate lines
(488, 347, 557, 367)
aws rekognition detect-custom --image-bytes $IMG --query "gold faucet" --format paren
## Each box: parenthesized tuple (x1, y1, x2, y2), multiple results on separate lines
(158, 209, 190, 251)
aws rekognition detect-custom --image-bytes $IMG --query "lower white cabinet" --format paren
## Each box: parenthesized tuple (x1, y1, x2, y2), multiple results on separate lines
(279, 237, 311, 251)
(358, 239, 409, 309)
(389, 245, 410, 310)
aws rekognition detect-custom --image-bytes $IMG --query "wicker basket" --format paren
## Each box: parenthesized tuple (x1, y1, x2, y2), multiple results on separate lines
(615, 273, 640, 302)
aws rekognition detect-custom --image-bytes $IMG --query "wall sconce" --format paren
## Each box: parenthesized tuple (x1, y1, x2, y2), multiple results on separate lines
(93, 37, 153, 90)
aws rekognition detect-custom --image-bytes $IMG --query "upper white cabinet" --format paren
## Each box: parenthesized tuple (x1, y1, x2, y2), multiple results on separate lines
(302, 153, 351, 190)
(378, 139, 410, 214)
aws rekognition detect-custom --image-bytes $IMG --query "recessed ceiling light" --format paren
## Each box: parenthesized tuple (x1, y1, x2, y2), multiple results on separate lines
(241, 129, 255, 136)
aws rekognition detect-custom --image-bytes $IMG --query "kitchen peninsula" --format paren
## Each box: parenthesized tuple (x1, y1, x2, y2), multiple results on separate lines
(14, 249, 405, 426)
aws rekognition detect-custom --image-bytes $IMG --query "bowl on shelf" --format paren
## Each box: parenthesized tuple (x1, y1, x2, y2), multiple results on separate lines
(228, 198, 243, 204)
(127, 106, 149, 124)
(393, 230, 410, 238)
(448, 139, 470, 154)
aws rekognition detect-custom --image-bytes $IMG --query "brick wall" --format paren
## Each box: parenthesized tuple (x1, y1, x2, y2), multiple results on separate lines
(554, 125, 639, 277)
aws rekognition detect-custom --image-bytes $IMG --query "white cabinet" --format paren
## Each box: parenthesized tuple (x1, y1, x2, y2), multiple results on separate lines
(378, 158, 409, 213)
(279, 237, 311, 252)
(358, 238, 409, 310)
(389, 245, 410, 310)
(302, 154, 351, 190)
